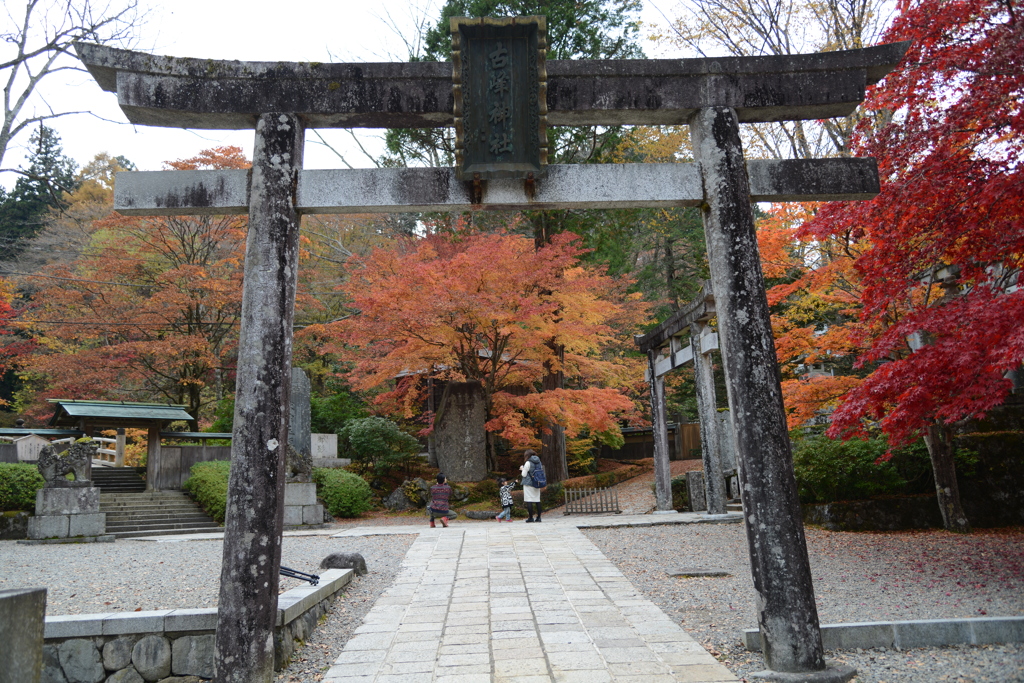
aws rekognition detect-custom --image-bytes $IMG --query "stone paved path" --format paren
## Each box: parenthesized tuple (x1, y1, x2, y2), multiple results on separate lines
(323, 521, 738, 683)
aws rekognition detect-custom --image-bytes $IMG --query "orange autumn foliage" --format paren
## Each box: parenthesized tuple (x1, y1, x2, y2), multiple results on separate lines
(17, 147, 252, 424)
(329, 230, 647, 446)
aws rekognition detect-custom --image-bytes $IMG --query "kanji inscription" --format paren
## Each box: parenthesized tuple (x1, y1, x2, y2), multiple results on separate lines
(452, 16, 547, 181)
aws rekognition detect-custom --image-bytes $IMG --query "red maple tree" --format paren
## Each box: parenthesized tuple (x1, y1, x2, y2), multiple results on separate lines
(804, 0, 1024, 531)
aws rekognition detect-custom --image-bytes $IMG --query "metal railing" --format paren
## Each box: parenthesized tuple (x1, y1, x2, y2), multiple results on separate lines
(563, 487, 621, 515)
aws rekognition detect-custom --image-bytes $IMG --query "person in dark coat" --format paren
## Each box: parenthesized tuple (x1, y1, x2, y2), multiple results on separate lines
(429, 473, 452, 528)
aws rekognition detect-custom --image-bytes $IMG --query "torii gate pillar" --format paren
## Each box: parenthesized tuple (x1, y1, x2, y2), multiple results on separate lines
(691, 107, 839, 678)
(215, 113, 304, 681)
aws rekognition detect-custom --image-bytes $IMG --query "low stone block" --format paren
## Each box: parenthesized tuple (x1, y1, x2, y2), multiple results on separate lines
(284, 482, 317, 506)
(163, 608, 217, 632)
(896, 619, 973, 648)
(102, 610, 170, 636)
(303, 504, 324, 525)
(28, 514, 69, 540)
(283, 505, 304, 526)
(171, 634, 215, 678)
(58, 639, 105, 683)
(0, 587, 46, 683)
(44, 614, 111, 639)
(68, 513, 106, 538)
(821, 622, 895, 650)
(36, 487, 100, 515)
(686, 471, 706, 512)
(105, 666, 144, 683)
(131, 635, 171, 682)
(312, 457, 351, 468)
(0, 510, 30, 540)
(103, 636, 134, 671)
(970, 616, 1024, 644)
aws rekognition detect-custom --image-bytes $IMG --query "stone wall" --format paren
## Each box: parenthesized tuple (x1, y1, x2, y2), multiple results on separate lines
(38, 568, 352, 683)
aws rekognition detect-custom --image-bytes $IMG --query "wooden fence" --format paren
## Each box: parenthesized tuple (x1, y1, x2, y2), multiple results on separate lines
(152, 445, 232, 490)
(563, 487, 621, 515)
(599, 423, 701, 461)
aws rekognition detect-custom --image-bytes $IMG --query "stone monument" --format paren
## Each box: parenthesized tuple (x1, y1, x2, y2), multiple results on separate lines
(434, 381, 488, 481)
(282, 444, 324, 527)
(288, 367, 312, 459)
(25, 443, 110, 542)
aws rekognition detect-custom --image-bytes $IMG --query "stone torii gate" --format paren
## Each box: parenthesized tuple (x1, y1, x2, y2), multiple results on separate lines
(637, 283, 735, 516)
(74, 35, 907, 682)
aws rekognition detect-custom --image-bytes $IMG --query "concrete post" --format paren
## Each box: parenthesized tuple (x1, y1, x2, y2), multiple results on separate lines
(690, 106, 838, 678)
(214, 113, 304, 683)
(647, 349, 673, 512)
(692, 323, 727, 515)
(114, 428, 126, 467)
(145, 425, 160, 491)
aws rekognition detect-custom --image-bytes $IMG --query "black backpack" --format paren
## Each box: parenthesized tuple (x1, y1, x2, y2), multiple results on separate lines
(529, 457, 547, 488)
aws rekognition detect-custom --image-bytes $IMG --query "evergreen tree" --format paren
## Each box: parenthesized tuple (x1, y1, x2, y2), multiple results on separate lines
(0, 125, 78, 259)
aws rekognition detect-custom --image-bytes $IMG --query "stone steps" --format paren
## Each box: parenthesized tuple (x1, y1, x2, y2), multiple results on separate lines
(90, 467, 147, 493)
(97, 491, 219, 539)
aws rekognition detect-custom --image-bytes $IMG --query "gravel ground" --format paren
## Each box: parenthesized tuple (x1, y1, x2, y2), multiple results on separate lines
(0, 533, 414, 683)
(584, 523, 1024, 682)
(274, 535, 413, 682)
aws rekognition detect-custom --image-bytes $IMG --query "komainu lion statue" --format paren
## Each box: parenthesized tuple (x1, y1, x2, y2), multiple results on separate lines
(37, 442, 96, 488)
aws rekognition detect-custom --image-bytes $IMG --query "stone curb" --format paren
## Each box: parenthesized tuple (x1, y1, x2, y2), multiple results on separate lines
(44, 568, 353, 639)
(743, 616, 1024, 652)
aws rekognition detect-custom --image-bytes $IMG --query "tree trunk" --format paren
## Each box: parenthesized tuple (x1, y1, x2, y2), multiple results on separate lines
(923, 421, 971, 533)
(540, 340, 568, 483)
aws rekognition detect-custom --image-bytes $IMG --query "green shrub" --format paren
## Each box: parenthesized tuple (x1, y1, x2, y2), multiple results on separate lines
(337, 417, 421, 477)
(182, 460, 230, 523)
(0, 463, 45, 512)
(311, 391, 367, 434)
(791, 433, 906, 504)
(671, 476, 690, 512)
(313, 468, 374, 518)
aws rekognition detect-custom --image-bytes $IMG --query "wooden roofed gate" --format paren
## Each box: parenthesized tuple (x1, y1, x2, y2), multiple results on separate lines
(74, 22, 908, 681)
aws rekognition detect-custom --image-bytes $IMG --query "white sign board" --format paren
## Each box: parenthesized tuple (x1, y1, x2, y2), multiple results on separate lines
(16, 434, 50, 462)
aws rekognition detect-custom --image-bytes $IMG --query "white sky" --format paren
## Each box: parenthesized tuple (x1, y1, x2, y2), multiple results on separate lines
(2, 0, 682, 189)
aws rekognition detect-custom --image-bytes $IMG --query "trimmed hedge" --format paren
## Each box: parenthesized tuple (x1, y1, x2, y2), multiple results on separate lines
(791, 433, 906, 504)
(313, 468, 373, 518)
(182, 462, 375, 522)
(182, 460, 231, 523)
(0, 463, 45, 512)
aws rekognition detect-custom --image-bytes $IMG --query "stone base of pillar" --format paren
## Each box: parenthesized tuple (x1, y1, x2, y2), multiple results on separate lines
(283, 482, 325, 527)
(749, 662, 856, 683)
(651, 510, 679, 515)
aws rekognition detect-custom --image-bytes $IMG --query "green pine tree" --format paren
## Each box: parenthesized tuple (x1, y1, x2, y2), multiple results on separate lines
(0, 125, 78, 259)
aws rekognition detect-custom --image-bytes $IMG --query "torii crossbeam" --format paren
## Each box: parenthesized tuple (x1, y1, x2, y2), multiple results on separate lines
(75, 37, 908, 682)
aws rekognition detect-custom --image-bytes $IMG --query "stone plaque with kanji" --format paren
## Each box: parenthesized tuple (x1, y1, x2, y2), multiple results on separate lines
(452, 16, 547, 181)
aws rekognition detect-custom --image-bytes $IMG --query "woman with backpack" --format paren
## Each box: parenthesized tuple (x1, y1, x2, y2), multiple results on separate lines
(520, 449, 546, 522)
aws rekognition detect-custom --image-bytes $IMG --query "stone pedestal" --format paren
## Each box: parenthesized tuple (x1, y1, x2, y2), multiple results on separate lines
(283, 482, 324, 527)
(27, 487, 107, 541)
(686, 471, 707, 512)
(0, 587, 46, 683)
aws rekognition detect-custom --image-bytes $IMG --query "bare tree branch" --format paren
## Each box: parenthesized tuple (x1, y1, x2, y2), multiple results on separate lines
(1, 0, 142, 170)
